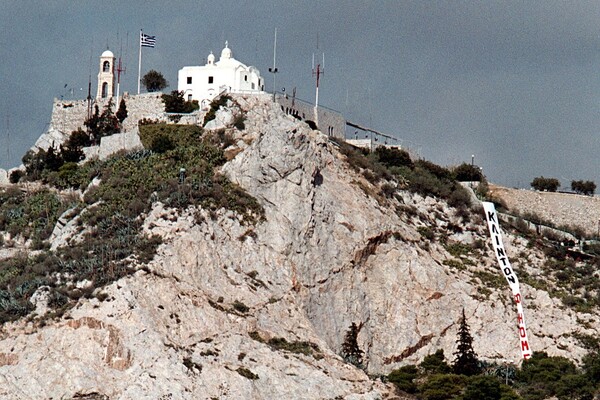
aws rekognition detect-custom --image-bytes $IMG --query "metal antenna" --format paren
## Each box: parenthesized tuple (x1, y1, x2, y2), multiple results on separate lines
(116, 38, 126, 106)
(6, 114, 10, 166)
(312, 52, 324, 109)
(268, 28, 278, 102)
(87, 39, 93, 122)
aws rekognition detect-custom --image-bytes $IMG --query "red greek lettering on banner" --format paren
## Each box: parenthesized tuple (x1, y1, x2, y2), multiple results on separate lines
(519, 327, 526, 337)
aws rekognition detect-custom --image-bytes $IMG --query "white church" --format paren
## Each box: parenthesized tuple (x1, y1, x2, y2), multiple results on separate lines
(177, 42, 265, 109)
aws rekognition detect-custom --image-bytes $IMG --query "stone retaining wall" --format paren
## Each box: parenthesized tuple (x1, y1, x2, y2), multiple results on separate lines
(489, 184, 600, 236)
(0, 169, 7, 185)
(274, 93, 345, 139)
(33, 93, 202, 153)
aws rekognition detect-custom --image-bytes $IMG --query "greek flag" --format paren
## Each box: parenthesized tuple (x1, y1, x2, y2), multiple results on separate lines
(141, 33, 156, 48)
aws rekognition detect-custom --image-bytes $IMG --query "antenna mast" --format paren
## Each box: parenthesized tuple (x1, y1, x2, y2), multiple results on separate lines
(116, 39, 126, 106)
(312, 53, 324, 109)
(87, 41, 93, 125)
(6, 115, 10, 167)
(268, 28, 278, 102)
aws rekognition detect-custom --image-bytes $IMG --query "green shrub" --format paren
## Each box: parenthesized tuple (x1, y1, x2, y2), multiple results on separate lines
(138, 123, 203, 150)
(420, 349, 452, 375)
(203, 94, 232, 126)
(517, 352, 578, 400)
(150, 133, 176, 153)
(0, 126, 264, 325)
(462, 375, 502, 400)
(419, 374, 466, 400)
(162, 90, 199, 113)
(267, 337, 321, 358)
(415, 159, 452, 180)
(571, 180, 596, 196)
(232, 300, 249, 314)
(447, 186, 472, 209)
(531, 176, 560, 192)
(237, 367, 259, 380)
(374, 146, 413, 168)
(445, 242, 472, 257)
(9, 170, 23, 184)
(388, 365, 418, 393)
(452, 163, 483, 182)
(418, 226, 435, 241)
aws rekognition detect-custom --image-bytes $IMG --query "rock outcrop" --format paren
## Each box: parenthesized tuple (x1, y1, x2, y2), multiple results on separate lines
(0, 94, 597, 399)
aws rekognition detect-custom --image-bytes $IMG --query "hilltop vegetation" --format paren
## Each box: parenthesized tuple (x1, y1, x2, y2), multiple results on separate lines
(0, 122, 263, 324)
(3, 94, 600, 398)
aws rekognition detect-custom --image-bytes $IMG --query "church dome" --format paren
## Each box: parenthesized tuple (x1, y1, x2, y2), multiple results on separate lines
(101, 49, 114, 58)
(207, 51, 215, 65)
(220, 41, 232, 60)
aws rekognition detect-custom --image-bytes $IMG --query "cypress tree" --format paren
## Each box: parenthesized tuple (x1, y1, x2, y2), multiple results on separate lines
(341, 322, 364, 369)
(116, 98, 128, 123)
(452, 308, 480, 376)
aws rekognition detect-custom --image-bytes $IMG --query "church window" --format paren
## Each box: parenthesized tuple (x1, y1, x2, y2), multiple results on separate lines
(187, 76, 192, 84)
(103, 61, 110, 72)
(244, 75, 248, 82)
(188, 94, 192, 101)
(101, 82, 108, 98)
(208, 76, 214, 84)
(251, 83, 255, 89)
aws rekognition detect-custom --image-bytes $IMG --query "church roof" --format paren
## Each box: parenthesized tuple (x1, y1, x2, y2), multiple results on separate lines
(101, 49, 114, 58)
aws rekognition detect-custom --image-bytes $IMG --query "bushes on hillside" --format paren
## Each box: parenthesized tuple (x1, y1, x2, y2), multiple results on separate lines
(20, 100, 123, 184)
(374, 147, 413, 169)
(531, 176, 560, 192)
(571, 180, 596, 196)
(162, 90, 199, 113)
(453, 163, 483, 182)
(333, 141, 473, 210)
(386, 350, 600, 399)
(85, 99, 120, 145)
(1, 124, 264, 324)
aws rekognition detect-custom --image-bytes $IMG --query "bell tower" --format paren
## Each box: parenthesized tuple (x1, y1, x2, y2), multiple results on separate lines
(97, 49, 115, 99)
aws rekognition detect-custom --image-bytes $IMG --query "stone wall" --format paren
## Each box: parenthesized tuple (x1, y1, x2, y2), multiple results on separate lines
(0, 169, 7, 185)
(32, 93, 202, 153)
(98, 130, 143, 160)
(274, 93, 346, 139)
(489, 184, 600, 236)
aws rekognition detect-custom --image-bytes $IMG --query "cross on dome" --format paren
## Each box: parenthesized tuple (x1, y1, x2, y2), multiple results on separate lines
(221, 41, 232, 60)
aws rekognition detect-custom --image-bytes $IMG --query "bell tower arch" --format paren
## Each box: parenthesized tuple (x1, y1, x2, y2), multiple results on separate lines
(97, 49, 115, 99)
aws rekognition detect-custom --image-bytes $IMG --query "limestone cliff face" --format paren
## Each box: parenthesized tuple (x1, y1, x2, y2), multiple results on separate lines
(0, 94, 596, 399)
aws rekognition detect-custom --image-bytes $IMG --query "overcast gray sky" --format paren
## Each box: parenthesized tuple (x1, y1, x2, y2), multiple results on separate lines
(2, 0, 600, 188)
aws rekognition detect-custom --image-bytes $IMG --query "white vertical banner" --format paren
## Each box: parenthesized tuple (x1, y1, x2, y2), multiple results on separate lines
(482, 202, 533, 359)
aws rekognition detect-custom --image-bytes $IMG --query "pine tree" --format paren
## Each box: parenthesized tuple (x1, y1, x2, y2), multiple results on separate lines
(341, 322, 364, 369)
(452, 308, 480, 376)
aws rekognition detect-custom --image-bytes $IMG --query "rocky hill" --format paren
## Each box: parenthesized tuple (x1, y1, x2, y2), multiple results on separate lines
(0, 94, 599, 399)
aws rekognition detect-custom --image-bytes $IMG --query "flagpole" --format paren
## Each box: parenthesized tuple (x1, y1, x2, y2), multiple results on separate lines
(137, 29, 142, 95)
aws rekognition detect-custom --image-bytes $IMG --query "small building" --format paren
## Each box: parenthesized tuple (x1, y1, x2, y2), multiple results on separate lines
(177, 42, 264, 109)
(97, 50, 115, 99)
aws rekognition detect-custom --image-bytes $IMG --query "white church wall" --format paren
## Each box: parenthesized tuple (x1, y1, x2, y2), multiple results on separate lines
(177, 43, 264, 109)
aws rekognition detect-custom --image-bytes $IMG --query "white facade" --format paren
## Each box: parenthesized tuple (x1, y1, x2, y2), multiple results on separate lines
(97, 50, 115, 100)
(177, 42, 264, 109)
